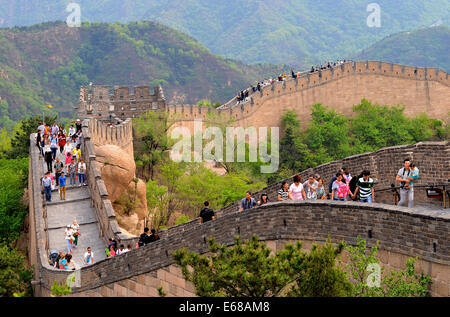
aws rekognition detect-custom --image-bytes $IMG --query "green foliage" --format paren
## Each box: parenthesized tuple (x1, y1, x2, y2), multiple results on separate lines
(173, 235, 352, 297)
(175, 214, 191, 226)
(0, 158, 29, 246)
(157, 286, 167, 297)
(272, 100, 447, 179)
(133, 111, 173, 181)
(345, 236, 432, 297)
(50, 280, 72, 297)
(0, 245, 33, 297)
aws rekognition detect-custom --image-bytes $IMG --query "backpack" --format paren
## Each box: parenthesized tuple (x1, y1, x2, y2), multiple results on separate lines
(336, 181, 348, 198)
(48, 250, 59, 266)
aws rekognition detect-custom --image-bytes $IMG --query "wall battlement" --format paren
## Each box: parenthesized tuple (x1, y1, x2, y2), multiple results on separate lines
(167, 61, 450, 131)
(88, 117, 134, 155)
(77, 85, 166, 121)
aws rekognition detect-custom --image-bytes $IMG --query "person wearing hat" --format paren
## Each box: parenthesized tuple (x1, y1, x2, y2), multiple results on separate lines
(74, 119, 82, 134)
(65, 225, 74, 254)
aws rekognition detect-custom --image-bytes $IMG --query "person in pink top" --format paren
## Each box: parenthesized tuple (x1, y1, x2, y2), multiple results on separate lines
(288, 174, 306, 201)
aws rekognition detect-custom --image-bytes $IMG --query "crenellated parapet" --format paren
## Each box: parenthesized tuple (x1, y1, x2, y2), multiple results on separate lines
(169, 61, 450, 131)
(88, 117, 134, 155)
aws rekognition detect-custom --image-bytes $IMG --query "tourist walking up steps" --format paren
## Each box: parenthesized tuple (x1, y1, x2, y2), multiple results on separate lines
(54, 158, 64, 187)
(396, 159, 415, 208)
(42, 172, 52, 202)
(59, 172, 67, 200)
(68, 158, 77, 187)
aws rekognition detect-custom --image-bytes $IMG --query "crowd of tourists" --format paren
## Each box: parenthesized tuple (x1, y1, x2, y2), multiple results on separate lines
(234, 59, 351, 105)
(237, 159, 418, 211)
(38, 119, 87, 202)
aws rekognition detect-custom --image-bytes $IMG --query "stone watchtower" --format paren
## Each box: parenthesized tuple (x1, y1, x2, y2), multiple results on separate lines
(76, 85, 166, 121)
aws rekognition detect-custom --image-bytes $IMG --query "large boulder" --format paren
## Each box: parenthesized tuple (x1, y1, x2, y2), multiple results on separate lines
(94, 144, 135, 203)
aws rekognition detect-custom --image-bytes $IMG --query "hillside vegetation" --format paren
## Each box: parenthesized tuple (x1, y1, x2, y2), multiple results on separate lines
(1, 0, 449, 65)
(354, 26, 450, 72)
(0, 21, 284, 130)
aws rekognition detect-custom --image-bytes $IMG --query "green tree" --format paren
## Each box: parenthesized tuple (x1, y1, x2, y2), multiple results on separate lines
(0, 245, 33, 297)
(345, 236, 432, 297)
(2, 115, 57, 159)
(173, 235, 352, 297)
(133, 111, 174, 181)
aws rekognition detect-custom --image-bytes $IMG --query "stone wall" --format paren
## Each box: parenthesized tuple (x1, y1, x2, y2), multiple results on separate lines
(168, 61, 449, 132)
(88, 118, 134, 155)
(34, 200, 450, 297)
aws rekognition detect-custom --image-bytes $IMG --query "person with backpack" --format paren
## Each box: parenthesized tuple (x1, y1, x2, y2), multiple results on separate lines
(199, 201, 215, 223)
(396, 159, 414, 207)
(138, 227, 151, 247)
(331, 173, 350, 201)
(328, 169, 344, 195)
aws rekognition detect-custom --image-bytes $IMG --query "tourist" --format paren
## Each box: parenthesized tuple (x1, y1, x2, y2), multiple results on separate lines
(126, 244, 132, 252)
(240, 191, 257, 211)
(44, 140, 53, 173)
(108, 238, 118, 251)
(51, 122, 59, 136)
(58, 130, 66, 154)
(109, 245, 116, 257)
(50, 134, 58, 161)
(74, 119, 82, 133)
(289, 175, 307, 200)
(71, 219, 80, 249)
(42, 172, 52, 202)
(54, 158, 64, 187)
(138, 227, 150, 247)
(65, 225, 74, 254)
(84, 247, 94, 266)
(117, 244, 127, 255)
(66, 254, 77, 270)
(59, 171, 67, 200)
(328, 169, 344, 194)
(257, 193, 269, 206)
(73, 145, 81, 164)
(199, 201, 215, 223)
(396, 159, 414, 207)
(68, 158, 77, 187)
(354, 170, 375, 203)
(149, 229, 160, 243)
(316, 178, 327, 200)
(407, 163, 419, 189)
(76, 130, 82, 148)
(303, 175, 318, 200)
(36, 129, 43, 156)
(38, 121, 46, 135)
(342, 167, 352, 185)
(59, 254, 68, 270)
(68, 125, 76, 139)
(331, 173, 350, 201)
(277, 182, 289, 201)
(348, 172, 362, 201)
(78, 159, 86, 186)
(54, 251, 66, 269)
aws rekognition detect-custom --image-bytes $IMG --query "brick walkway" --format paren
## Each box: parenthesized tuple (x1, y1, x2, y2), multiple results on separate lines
(41, 147, 106, 268)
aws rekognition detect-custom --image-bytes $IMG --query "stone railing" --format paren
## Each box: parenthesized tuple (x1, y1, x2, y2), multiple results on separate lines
(81, 120, 129, 244)
(33, 199, 450, 297)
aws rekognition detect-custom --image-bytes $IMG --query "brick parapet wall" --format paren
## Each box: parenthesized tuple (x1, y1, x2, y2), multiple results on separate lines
(88, 117, 134, 155)
(34, 200, 450, 297)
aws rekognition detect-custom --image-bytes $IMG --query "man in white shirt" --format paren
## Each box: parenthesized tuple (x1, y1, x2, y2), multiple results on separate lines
(78, 159, 86, 186)
(83, 247, 94, 265)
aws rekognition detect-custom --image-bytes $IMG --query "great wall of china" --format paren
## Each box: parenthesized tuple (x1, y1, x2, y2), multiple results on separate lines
(29, 61, 450, 297)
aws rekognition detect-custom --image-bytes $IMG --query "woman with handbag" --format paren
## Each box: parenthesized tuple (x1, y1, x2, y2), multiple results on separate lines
(71, 219, 80, 249)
